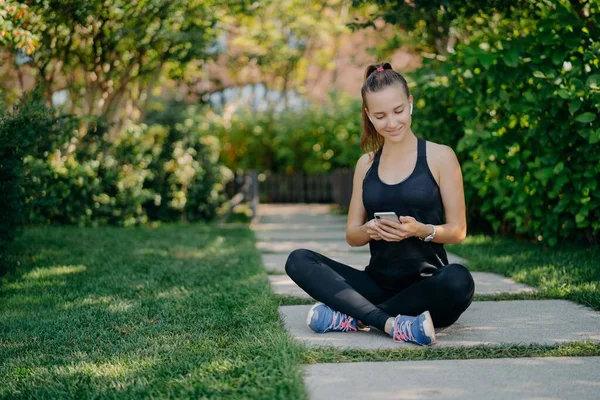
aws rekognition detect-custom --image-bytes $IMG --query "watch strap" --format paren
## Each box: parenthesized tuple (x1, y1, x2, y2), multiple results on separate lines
(420, 224, 436, 242)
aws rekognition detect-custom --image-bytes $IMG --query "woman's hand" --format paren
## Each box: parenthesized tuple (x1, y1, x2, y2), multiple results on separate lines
(363, 219, 383, 241)
(374, 216, 422, 242)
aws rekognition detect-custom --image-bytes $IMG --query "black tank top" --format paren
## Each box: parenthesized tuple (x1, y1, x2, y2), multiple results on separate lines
(362, 137, 449, 291)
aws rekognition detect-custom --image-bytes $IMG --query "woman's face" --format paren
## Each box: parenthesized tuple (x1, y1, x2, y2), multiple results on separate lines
(365, 85, 413, 143)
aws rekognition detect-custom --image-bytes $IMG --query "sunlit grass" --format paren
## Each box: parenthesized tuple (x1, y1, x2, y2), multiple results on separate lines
(447, 235, 600, 310)
(0, 224, 306, 399)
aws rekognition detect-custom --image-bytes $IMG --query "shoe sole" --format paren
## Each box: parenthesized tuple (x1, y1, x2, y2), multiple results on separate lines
(306, 302, 323, 330)
(421, 310, 437, 345)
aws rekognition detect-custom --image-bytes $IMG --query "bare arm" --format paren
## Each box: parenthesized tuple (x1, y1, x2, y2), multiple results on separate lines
(423, 145, 467, 244)
(345, 153, 374, 247)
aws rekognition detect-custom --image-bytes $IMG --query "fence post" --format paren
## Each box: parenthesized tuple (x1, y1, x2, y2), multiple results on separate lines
(249, 170, 259, 221)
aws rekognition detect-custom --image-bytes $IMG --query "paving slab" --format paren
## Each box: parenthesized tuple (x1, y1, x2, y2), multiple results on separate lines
(251, 222, 348, 232)
(472, 271, 536, 294)
(303, 357, 600, 400)
(262, 252, 468, 273)
(279, 301, 600, 349)
(257, 240, 369, 253)
(254, 230, 347, 241)
(268, 272, 536, 299)
(257, 214, 347, 224)
(257, 203, 337, 216)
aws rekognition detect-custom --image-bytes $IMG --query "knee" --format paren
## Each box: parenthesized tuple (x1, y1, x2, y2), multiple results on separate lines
(284, 248, 315, 278)
(439, 264, 475, 302)
(432, 264, 474, 328)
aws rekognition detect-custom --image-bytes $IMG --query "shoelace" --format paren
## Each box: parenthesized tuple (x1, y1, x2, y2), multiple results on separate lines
(329, 310, 357, 332)
(393, 318, 416, 342)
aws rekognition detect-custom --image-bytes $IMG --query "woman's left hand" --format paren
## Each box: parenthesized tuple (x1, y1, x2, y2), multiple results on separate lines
(374, 216, 422, 242)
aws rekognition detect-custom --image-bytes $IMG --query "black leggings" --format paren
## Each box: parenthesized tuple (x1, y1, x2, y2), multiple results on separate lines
(285, 249, 475, 331)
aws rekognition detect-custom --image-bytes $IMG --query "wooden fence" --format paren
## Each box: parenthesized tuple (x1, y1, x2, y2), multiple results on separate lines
(225, 169, 354, 207)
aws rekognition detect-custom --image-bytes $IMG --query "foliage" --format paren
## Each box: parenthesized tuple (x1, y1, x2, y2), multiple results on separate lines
(1, 0, 227, 123)
(350, 0, 527, 55)
(142, 99, 233, 222)
(0, 89, 51, 252)
(2, 91, 231, 248)
(225, 0, 352, 104)
(0, 1, 39, 55)
(211, 91, 364, 175)
(409, 0, 600, 245)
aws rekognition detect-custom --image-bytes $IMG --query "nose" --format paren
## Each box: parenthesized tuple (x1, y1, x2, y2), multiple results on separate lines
(386, 119, 401, 130)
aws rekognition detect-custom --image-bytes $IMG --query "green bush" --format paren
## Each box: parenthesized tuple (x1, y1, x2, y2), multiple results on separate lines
(143, 100, 232, 222)
(2, 92, 231, 239)
(410, 1, 600, 246)
(0, 91, 58, 252)
(210, 91, 364, 175)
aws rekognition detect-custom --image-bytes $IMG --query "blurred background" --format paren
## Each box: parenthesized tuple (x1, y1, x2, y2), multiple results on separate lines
(1, 0, 599, 255)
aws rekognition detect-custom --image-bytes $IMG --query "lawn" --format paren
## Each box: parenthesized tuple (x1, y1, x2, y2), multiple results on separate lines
(446, 235, 600, 311)
(2, 224, 599, 397)
(0, 224, 305, 399)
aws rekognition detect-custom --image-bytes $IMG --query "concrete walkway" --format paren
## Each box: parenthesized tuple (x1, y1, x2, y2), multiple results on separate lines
(253, 204, 600, 399)
(304, 357, 600, 400)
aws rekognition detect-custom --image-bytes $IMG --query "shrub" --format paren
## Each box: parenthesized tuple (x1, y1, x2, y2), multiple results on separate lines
(0, 90, 65, 252)
(409, 2, 600, 246)
(210, 90, 364, 175)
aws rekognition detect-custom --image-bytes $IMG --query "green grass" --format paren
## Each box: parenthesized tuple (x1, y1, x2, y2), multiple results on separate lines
(0, 224, 306, 399)
(2, 226, 599, 397)
(302, 341, 600, 364)
(447, 235, 600, 311)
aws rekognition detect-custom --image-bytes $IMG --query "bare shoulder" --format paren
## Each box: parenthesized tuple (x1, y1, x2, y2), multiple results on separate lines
(426, 140, 458, 164)
(355, 152, 376, 175)
(425, 140, 459, 185)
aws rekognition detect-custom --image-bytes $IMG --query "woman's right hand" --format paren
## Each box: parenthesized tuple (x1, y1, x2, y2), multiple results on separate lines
(363, 219, 382, 241)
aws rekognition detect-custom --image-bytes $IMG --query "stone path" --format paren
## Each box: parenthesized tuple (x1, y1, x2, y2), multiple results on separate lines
(252, 204, 600, 399)
(304, 357, 600, 400)
(280, 301, 600, 349)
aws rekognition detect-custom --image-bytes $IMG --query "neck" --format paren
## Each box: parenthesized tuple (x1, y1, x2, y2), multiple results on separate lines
(381, 131, 418, 155)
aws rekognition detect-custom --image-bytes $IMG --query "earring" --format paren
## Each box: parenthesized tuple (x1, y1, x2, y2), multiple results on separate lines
(410, 103, 413, 115)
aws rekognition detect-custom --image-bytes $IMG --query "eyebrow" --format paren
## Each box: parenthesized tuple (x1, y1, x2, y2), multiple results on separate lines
(373, 104, 405, 115)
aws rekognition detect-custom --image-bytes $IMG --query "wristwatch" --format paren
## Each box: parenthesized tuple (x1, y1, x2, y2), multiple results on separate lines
(420, 224, 436, 242)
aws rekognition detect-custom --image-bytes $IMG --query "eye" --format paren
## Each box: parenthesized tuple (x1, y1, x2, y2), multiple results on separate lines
(375, 110, 404, 120)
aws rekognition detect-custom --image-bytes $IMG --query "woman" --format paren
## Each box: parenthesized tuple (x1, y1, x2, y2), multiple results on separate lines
(285, 62, 474, 345)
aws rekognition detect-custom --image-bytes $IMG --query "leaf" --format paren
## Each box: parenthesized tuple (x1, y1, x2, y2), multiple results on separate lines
(553, 162, 564, 174)
(575, 112, 596, 123)
(533, 71, 546, 78)
(556, 89, 571, 99)
(569, 98, 582, 114)
(503, 48, 520, 68)
(586, 74, 600, 90)
(590, 129, 600, 144)
(551, 50, 564, 66)
(479, 54, 495, 69)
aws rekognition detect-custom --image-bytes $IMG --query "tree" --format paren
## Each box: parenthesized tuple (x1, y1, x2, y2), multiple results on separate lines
(349, 0, 528, 55)
(1, 0, 247, 129)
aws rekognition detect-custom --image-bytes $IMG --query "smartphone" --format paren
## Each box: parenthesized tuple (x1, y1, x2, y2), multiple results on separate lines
(374, 211, 398, 222)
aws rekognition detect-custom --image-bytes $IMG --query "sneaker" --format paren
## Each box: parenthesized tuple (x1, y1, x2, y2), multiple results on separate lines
(391, 310, 436, 345)
(306, 302, 358, 333)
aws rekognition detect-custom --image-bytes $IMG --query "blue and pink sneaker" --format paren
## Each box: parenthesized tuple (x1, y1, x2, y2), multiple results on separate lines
(391, 311, 436, 345)
(306, 302, 358, 333)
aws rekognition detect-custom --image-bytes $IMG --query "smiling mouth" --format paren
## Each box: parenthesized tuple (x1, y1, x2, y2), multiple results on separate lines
(387, 127, 402, 135)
